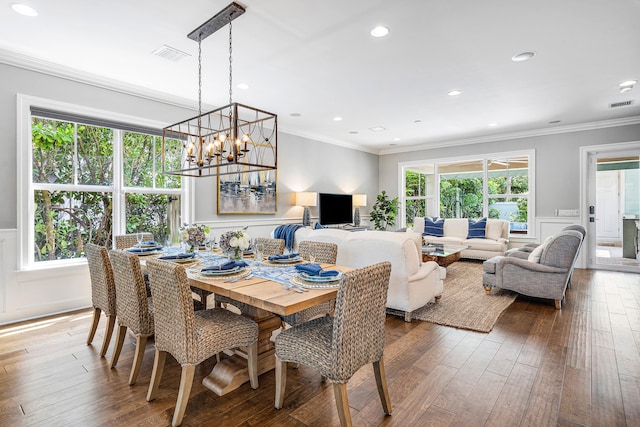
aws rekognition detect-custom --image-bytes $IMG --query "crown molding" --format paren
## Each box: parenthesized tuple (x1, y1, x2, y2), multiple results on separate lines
(0, 47, 200, 111)
(378, 116, 640, 155)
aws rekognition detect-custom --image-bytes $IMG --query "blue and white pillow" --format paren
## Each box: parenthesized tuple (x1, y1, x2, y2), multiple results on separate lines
(467, 218, 487, 238)
(423, 217, 445, 237)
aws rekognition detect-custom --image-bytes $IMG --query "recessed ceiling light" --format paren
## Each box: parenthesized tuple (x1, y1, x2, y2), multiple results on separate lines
(290, 113, 302, 117)
(620, 86, 633, 93)
(11, 3, 38, 16)
(393, 137, 401, 141)
(448, 89, 462, 96)
(414, 119, 422, 123)
(488, 123, 498, 127)
(549, 120, 561, 124)
(512, 51, 536, 62)
(237, 83, 250, 90)
(389, 143, 397, 146)
(369, 126, 386, 132)
(619, 80, 637, 87)
(333, 116, 343, 121)
(349, 131, 359, 134)
(370, 26, 389, 37)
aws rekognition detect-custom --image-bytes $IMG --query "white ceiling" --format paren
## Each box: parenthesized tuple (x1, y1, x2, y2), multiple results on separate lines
(2, 0, 639, 154)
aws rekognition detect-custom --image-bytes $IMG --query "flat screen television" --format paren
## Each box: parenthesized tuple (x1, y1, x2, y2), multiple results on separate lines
(319, 193, 353, 226)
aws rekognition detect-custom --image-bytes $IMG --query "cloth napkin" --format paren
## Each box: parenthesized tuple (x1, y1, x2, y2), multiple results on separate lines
(126, 246, 158, 253)
(295, 263, 340, 277)
(268, 253, 299, 261)
(158, 253, 195, 260)
(201, 260, 248, 272)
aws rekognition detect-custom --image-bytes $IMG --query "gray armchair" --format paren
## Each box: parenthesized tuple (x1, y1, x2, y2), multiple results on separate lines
(482, 230, 583, 309)
(506, 225, 586, 260)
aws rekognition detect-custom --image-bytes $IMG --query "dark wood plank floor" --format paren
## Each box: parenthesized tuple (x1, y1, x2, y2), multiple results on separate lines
(1, 267, 639, 426)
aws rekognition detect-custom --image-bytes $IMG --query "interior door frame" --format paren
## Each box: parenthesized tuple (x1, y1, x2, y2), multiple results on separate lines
(580, 140, 640, 272)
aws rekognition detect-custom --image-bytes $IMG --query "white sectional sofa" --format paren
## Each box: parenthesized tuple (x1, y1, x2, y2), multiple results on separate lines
(292, 227, 443, 322)
(413, 217, 509, 260)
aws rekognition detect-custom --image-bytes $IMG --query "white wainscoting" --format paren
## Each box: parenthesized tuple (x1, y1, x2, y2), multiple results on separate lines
(535, 216, 585, 268)
(0, 229, 92, 325)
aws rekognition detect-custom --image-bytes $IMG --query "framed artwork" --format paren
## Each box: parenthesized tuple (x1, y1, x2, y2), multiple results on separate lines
(217, 168, 277, 214)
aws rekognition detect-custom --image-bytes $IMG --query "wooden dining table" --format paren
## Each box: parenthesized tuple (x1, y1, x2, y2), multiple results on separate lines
(182, 259, 351, 396)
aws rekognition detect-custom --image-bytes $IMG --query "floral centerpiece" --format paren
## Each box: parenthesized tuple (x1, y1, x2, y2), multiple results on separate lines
(179, 223, 210, 252)
(219, 228, 250, 260)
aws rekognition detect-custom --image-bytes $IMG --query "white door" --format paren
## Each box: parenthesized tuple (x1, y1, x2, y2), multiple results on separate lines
(596, 170, 620, 240)
(584, 143, 640, 273)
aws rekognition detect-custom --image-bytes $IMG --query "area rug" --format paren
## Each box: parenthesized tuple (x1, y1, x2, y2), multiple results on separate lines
(406, 260, 517, 333)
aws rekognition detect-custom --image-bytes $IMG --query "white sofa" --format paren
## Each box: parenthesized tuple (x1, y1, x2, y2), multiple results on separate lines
(413, 217, 509, 260)
(292, 228, 443, 322)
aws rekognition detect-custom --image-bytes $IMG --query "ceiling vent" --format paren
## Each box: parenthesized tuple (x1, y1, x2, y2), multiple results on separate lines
(151, 45, 190, 62)
(609, 100, 634, 108)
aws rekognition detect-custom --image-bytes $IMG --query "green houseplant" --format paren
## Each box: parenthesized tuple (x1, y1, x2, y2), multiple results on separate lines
(370, 190, 398, 231)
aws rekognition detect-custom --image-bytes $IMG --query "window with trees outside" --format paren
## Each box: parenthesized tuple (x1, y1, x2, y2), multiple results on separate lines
(21, 98, 184, 268)
(402, 152, 533, 236)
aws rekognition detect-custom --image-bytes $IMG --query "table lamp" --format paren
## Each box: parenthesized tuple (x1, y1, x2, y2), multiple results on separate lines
(296, 192, 317, 226)
(353, 194, 367, 227)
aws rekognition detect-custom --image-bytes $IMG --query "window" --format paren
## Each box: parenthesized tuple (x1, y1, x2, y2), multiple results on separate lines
(400, 151, 534, 236)
(19, 95, 184, 268)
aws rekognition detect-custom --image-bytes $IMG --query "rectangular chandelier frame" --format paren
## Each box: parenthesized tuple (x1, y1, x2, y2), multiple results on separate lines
(162, 102, 278, 178)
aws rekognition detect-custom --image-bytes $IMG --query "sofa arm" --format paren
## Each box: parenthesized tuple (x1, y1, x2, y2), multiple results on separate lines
(496, 256, 566, 275)
(408, 260, 439, 283)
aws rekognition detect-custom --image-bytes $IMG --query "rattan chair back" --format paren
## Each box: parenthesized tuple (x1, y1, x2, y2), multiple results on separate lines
(86, 243, 116, 316)
(255, 237, 285, 257)
(298, 241, 338, 264)
(114, 233, 154, 250)
(108, 250, 154, 335)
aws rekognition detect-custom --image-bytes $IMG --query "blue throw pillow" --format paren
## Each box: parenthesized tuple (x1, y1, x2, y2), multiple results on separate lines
(467, 218, 487, 238)
(423, 217, 445, 237)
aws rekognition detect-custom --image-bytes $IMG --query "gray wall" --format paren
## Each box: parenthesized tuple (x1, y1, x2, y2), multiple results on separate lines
(0, 61, 378, 229)
(378, 124, 640, 218)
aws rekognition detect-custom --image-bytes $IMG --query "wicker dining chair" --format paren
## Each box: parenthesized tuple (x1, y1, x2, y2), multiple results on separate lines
(85, 243, 117, 357)
(255, 237, 286, 256)
(108, 249, 154, 385)
(145, 259, 259, 427)
(280, 241, 338, 327)
(114, 233, 154, 250)
(275, 261, 393, 427)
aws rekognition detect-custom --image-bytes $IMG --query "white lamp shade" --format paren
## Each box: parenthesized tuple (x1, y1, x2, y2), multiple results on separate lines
(295, 191, 317, 207)
(353, 194, 367, 207)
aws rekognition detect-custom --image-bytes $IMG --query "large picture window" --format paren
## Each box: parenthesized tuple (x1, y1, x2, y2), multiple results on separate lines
(19, 96, 184, 267)
(401, 151, 533, 236)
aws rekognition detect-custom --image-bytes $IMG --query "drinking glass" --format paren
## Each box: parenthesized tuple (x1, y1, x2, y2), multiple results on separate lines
(254, 243, 264, 263)
(136, 232, 143, 247)
(308, 243, 317, 263)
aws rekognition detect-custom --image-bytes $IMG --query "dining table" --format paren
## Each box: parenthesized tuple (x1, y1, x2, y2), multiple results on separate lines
(138, 246, 350, 396)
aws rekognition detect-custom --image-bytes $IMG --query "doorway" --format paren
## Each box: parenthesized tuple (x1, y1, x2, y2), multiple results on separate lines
(583, 142, 640, 272)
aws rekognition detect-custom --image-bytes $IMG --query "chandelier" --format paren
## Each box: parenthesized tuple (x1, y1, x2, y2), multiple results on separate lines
(162, 2, 278, 178)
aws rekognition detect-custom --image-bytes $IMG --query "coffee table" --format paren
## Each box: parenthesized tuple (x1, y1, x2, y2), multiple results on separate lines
(422, 244, 468, 266)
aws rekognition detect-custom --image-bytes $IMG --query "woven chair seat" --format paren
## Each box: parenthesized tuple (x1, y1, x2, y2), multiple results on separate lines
(275, 316, 334, 375)
(192, 308, 258, 363)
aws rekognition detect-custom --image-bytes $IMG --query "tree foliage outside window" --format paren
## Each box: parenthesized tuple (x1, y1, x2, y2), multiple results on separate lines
(31, 117, 181, 262)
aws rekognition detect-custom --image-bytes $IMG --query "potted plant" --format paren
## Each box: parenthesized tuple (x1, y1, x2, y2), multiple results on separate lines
(370, 190, 398, 231)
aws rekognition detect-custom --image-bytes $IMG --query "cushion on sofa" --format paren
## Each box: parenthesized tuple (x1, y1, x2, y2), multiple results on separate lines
(528, 235, 553, 263)
(467, 218, 487, 238)
(463, 238, 506, 252)
(423, 217, 445, 237)
(486, 219, 504, 241)
(444, 218, 469, 240)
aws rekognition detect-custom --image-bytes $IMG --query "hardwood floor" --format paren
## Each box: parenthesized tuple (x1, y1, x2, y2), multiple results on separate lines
(1, 267, 639, 426)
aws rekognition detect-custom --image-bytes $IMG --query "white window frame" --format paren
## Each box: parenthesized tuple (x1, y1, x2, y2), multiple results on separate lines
(398, 149, 536, 236)
(17, 94, 191, 270)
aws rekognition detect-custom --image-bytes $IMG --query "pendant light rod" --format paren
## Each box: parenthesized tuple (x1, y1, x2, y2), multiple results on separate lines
(187, 2, 245, 42)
